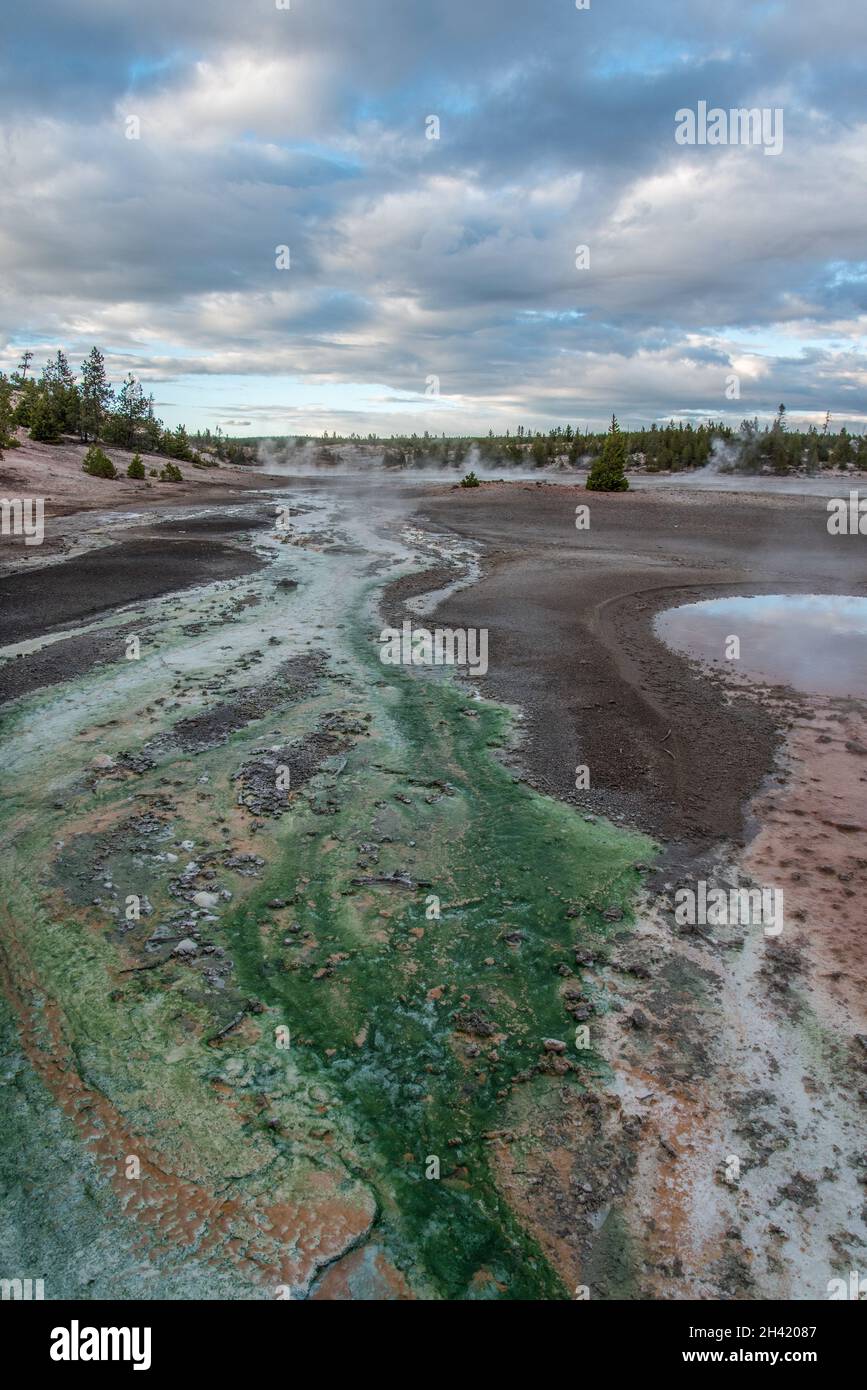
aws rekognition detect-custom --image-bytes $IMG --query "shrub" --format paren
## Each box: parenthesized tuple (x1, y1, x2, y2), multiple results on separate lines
(160, 461, 183, 482)
(82, 445, 118, 479)
(460, 471, 480, 488)
(127, 453, 145, 479)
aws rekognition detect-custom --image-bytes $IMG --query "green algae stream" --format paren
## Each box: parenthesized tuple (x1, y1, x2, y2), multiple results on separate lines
(0, 492, 653, 1298)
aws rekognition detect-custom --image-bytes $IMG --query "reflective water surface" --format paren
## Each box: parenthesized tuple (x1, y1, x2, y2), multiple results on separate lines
(655, 593, 867, 697)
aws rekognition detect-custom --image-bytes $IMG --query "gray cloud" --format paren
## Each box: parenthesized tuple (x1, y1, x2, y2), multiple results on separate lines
(1, 0, 865, 431)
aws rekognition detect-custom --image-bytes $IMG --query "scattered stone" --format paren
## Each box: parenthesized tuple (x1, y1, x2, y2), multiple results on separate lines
(453, 1010, 496, 1038)
(777, 1171, 819, 1209)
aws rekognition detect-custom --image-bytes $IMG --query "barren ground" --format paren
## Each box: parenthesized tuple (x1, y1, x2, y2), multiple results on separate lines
(0, 468, 864, 1299)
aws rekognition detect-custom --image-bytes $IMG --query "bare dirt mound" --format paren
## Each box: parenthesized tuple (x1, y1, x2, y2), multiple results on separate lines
(0, 431, 273, 518)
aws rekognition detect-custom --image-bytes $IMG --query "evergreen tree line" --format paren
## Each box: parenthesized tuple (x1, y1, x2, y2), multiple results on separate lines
(3, 352, 862, 480)
(733, 406, 865, 474)
(265, 409, 865, 476)
(0, 346, 200, 463)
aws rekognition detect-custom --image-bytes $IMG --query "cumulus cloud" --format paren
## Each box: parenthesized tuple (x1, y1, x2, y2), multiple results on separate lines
(0, 0, 865, 432)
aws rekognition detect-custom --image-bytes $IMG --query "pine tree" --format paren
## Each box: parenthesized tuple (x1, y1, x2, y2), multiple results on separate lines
(38, 351, 78, 436)
(171, 424, 194, 460)
(127, 453, 145, 479)
(15, 350, 33, 383)
(804, 432, 819, 474)
(586, 414, 629, 491)
(79, 347, 113, 442)
(54, 350, 79, 433)
(12, 378, 38, 428)
(140, 396, 162, 454)
(830, 429, 851, 470)
(105, 373, 148, 449)
(28, 390, 63, 442)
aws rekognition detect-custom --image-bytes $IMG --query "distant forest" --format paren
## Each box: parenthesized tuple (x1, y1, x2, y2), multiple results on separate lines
(259, 404, 865, 475)
(1, 346, 863, 476)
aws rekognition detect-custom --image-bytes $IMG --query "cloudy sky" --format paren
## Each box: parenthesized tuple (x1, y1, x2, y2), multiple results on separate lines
(1, 0, 865, 435)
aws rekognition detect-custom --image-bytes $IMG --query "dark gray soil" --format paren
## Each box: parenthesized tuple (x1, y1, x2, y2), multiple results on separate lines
(412, 482, 866, 848)
(0, 537, 265, 648)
